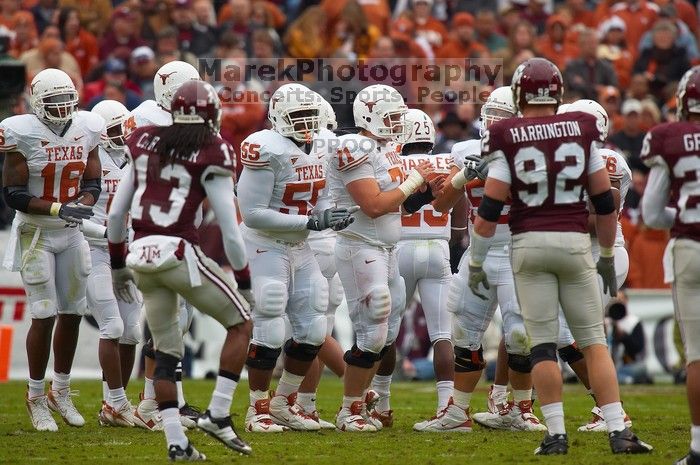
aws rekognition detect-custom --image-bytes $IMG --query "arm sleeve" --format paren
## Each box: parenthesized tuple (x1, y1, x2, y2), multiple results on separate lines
(641, 164, 676, 229)
(107, 166, 135, 243)
(203, 175, 248, 270)
(237, 167, 308, 231)
(486, 152, 511, 184)
(82, 218, 107, 239)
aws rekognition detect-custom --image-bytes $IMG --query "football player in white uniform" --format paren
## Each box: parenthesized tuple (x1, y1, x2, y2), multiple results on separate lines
(238, 83, 355, 432)
(366, 109, 452, 428)
(81, 100, 140, 427)
(419, 86, 546, 432)
(1, 69, 103, 431)
(327, 84, 436, 432)
(129, 60, 205, 430)
(296, 98, 347, 429)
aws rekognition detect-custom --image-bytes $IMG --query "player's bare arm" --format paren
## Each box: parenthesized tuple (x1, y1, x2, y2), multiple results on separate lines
(346, 160, 433, 218)
(433, 166, 464, 212)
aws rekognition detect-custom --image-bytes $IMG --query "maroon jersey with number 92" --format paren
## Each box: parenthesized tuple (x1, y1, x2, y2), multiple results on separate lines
(126, 126, 236, 244)
(641, 121, 700, 242)
(482, 112, 604, 235)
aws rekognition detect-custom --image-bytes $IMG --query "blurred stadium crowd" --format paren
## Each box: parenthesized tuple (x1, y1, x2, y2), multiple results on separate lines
(0, 0, 695, 288)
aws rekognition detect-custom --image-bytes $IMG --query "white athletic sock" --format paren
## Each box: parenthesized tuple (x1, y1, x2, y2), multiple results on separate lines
(342, 395, 362, 410)
(297, 392, 317, 413)
(452, 389, 472, 410)
(492, 384, 508, 400)
(108, 387, 127, 409)
(275, 370, 304, 398)
(691, 425, 700, 454)
(28, 378, 44, 398)
(250, 389, 268, 406)
(208, 375, 238, 418)
(176, 363, 185, 408)
(144, 377, 156, 400)
(513, 389, 532, 404)
(102, 378, 109, 403)
(372, 374, 392, 412)
(600, 401, 625, 432)
(540, 402, 565, 435)
(436, 380, 453, 411)
(161, 407, 188, 449)
(52, 372, 70, 392)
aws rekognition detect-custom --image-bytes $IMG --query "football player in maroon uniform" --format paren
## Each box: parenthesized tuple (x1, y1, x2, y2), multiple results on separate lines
(641, 66, 700, 465)
(108, 80, 252, 460)
(469, 57, 652, 455)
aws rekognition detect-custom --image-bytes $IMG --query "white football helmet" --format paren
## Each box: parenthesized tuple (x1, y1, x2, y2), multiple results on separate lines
(153, 60, 200, 110)
(268, 83, 323, 142)
(556, 103, 571, 114)
(91, 100, 132, 152)
(404, 108, 435, 145)
(320, 98, 337, 131)
(563, 99, 610, 139)
(480, 86, 516, 133)
(29, 68, 79, 125)
(353, 84, 408, 141)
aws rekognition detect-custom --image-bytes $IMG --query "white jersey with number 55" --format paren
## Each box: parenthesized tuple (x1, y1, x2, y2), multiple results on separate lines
(399, 152, 452, 241)
(0, 111, 103, 228)
(327, 133, 405, 247)
(238, 129, 325, 243)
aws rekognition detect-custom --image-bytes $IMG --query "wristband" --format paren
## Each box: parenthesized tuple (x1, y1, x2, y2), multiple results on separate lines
(599, 246, 614, 258)
(49, 202, 61, 217)
(397, 169, 424, 198)
(451, 170, 468, 189)
(468, 230, 492, 266)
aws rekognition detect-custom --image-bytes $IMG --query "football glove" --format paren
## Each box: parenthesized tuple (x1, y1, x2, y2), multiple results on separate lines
(463, 155, 489, 181)
(58, 200, 94, 224)
(468, 262, 490, 300)
(596, 256, 617, 298)
(112, 267, 137, 304)
(307, 206, 359, 231)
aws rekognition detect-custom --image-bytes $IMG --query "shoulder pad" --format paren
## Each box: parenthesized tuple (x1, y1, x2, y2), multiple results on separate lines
(76, 110, 107, 135)
(240, 130, 280, 169)
(451, 139, 480, 168)
(0, 115, 38, 152)
(599, 148, 629, 180)
(640, 125, 666, 168)
(334, 134, 372, 172)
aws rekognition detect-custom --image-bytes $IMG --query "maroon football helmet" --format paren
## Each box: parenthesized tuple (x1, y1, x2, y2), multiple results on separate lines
(511, 58, 564, 113)
(171, 80, 222, 132)
(677, 66, 700, 120)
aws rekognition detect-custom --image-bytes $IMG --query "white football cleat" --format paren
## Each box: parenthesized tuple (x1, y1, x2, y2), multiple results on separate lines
(302, 409, 336, 430)
(133, 394, 163, 431)
(99, 400, 136, 427)
(245, 398, 288, 433)
(336, 401, 377, 432)
(47, 386, 85, 427)
(362, 390, 383, 430)
(413, 399, 472, 432)
(25, 391, 58, 432)
(269, 392, 320, 431)
(509, 401, 547, 431)
(578, 406, 632, 432)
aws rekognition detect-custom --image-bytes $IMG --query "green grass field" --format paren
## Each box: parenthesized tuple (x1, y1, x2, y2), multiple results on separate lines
(0, 378, 690, 464)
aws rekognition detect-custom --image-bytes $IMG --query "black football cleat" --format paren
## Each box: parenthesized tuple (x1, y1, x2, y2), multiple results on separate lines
(534, 433, 568, 455)
(197, 410, 252, 455)
(609, 428, 653, 454)
(168, 442, 206, 462)
(676, 451, 700, 465)
(180, 403, 202, 420)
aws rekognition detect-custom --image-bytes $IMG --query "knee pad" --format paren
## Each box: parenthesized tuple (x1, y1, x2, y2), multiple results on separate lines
(143, 338, 155, 359)
(100, 315, 125, 340)
(310, 278, 329, 314)
(29, 299, 57, 320)
(343, 344, 380, 368)
(246, 343, 282, 370)
(378, 344, 392, 360)
(178, 300, 194, 334)
(297, 314, 327, 347)
(454, 346, 486, 372)
(327, 274, 344, 312)
(21, 248, 51, 286)
(446, 274, 467, 314)
(504, 324, 529, 356)
(255, 279, 288, 318)
(284, 338, 322, 362)
(530, 343, 558, 366)
(366, 286, 391, 321)
(252, 315, 287, 349)
(507, 353, 532, 373)
(153, 350, 179, 382)
(558, 343, 584, 364)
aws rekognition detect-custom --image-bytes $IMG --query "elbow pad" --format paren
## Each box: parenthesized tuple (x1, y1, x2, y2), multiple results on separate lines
(403, 188, 435, 214)
(590, 190, 615, 215)
(3, 185, 33, 213)
(477, 195, 505, 222)
(79, 177, 101, 202)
